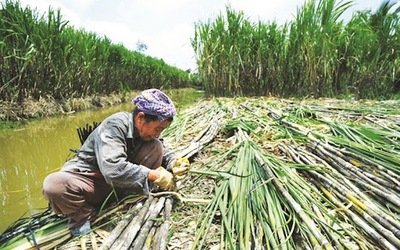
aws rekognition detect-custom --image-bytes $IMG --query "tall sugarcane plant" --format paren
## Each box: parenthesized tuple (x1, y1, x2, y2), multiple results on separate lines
(0, 0, 194, 103)
(193, 0, 400, 98)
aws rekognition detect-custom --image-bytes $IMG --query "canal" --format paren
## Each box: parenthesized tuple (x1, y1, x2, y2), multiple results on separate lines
(0, 102, 134, 233)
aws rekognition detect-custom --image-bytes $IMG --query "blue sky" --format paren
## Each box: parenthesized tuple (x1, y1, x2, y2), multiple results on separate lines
(18, 0, 391, 71)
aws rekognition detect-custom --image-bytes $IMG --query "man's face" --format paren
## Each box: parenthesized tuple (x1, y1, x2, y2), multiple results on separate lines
(136, 112, 171, 141)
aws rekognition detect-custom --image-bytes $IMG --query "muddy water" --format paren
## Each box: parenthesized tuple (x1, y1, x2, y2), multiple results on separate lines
(0, 103, 134, 233)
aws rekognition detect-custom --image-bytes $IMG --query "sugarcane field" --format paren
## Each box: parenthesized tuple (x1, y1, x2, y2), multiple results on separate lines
(1, 0, 400, 249)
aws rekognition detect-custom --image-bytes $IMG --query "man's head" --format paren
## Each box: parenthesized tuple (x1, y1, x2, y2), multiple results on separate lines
(132, 89, 176, 141)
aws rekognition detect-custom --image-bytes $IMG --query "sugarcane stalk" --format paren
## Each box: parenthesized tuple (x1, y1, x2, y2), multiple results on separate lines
(309, 168, 400, 242)
(321, 187, 398, 250)
(300, 150, 388, 220)
(338, 147, 400, 184)
(279, 143, 347, 249)
(110, 196, 154, 250)
(283, 135, 400, 230)
(306, 165, 400, 237)
(142, 226, 157, 250)
(149, 219, 162, 250)
(155, 198, 173, 250)
(80, 235, 87, 250)
(362, 171, 400, 192)
(347, 194, 400, 236)
(312, 146, 355, 179)
(312, 203, 344, 250)
(337, 193, 400, 248)
(275, 111, 397, 188)
(100, 201, 144, 250)
(319, 141, 400, 192)
(177, 118, 222, 159)
(131, 197, 166, 249)
(149, 191, 211, 204)
(312, 143, 400, 207)
(253, 150, 333, 250)
(94, 195, 145, 225)
(91, 233, 98, 250)
(281, 142, 400, 245)
(39, 234, 71, 250)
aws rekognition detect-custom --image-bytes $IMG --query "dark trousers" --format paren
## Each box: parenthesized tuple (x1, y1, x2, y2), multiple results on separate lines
(42, 139, 163, 228)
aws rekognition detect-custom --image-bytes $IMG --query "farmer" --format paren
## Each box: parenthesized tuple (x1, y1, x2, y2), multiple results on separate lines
(42, 89, 190, 236)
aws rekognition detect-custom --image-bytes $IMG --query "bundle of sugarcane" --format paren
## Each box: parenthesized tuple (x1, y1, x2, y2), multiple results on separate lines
(0, 212, 71, 250)
(265, 103, 400, 249)
(98, 196, 173, 250)
(279, 142, 400, 249)
(76, 121, 101, 145)
(162, 100, 226, 158)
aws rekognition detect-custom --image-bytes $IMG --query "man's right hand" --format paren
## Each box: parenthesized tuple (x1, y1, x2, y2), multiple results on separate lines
(153, 167, 176, 191)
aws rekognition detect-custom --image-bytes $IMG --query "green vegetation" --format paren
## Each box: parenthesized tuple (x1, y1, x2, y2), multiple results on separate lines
(193, 0, 400, 98)
(0, 120, 18, 131)
(0, 0, 197, 104)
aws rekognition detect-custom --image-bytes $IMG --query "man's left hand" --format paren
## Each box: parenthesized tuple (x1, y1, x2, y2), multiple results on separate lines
(171, 157, 190, 179)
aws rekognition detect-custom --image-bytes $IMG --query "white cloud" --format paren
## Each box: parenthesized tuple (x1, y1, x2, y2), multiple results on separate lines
(227, 0, 305, 23)
(85, 20, 139, 47)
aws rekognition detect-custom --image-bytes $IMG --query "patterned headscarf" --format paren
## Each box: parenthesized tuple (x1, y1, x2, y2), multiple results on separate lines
(132, 89, 176, 121)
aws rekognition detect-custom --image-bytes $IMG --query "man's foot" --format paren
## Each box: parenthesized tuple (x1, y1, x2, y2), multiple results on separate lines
(70, 221, 91, 236)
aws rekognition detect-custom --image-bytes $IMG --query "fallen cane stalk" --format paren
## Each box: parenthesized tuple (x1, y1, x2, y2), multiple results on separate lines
(91, 233, 98, 250)
(150, 191, 211, 204)
(156, 198, 173, 250)
(94, 195, 145, 225)
(287, 143, 400, 239)
(142, 227, 157, 250)
(99, 201, 144, 250)
(110, 196, 154, 250)
(253, 150, 333, 250)
(131, 197, 166, 249)
(321, 187, 398, 250)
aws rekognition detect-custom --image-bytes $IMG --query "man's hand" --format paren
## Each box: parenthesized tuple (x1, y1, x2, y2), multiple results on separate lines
(171, 157, 190, 180)
(153, 167, 176, 191)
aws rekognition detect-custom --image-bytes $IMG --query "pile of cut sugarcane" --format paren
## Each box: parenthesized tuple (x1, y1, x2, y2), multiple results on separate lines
(2, 97, 399, 250)
(163, 97, 400, 250)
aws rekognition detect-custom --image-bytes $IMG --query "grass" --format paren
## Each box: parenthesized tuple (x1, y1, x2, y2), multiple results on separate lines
(164, 88, 205, 110)
(0, 120, 19, 131)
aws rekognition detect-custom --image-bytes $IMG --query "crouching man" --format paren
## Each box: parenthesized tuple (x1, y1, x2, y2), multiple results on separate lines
(43, 89, 189, 236)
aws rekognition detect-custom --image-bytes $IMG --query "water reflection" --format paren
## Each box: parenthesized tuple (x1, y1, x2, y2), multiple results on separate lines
(0, 103, 133, 233)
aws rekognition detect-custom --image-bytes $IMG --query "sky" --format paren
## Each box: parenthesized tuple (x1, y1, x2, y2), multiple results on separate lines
(17, 0, 387, 71)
